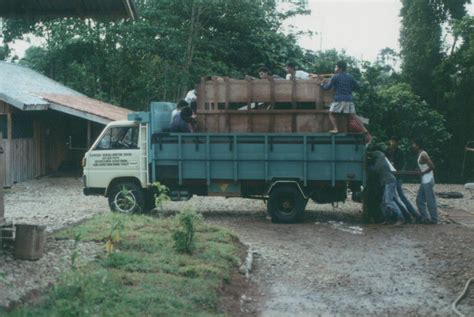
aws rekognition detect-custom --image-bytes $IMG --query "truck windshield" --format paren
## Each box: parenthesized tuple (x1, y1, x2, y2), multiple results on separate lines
(95, 126, 139, 150)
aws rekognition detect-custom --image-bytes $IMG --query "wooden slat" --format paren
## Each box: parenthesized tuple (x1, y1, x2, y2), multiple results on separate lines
(246, 78, 252, 132)
(213, 77, 219, 110)
(197, 77, 206, 111)
(6, 111, 12, 186)
(196, 110, 349, 133)
(224, 77, 230, 132)
(198, 78, 334, 106)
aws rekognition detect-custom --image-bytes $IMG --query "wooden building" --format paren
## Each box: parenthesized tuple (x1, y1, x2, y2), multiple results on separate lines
(0, 62, 130, 187)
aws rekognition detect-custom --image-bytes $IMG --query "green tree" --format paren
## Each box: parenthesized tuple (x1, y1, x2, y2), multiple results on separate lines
(3, 0, 309, 110)
(400, 0, 443, 106)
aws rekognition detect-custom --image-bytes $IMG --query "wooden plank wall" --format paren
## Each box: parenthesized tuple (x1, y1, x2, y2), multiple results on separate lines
(0, 101, 45, 186)
(0, 100, 12, 187)
(10, 138, 36, 184)
(1, 141, 10, 187)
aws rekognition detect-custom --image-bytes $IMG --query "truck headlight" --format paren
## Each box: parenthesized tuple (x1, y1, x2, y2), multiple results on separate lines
(82, 157, 87, 167)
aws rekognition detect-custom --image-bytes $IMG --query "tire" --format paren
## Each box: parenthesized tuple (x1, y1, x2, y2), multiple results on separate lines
(143, 189, 156, 213)
(108, 182, 145, 213)
(267, 185, 307, 223)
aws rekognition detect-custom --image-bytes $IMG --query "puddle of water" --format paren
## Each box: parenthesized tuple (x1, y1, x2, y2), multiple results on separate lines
(315, 221, 364, 235)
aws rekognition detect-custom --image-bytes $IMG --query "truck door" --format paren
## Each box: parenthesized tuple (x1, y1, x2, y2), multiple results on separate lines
(86, 125, 141, 189)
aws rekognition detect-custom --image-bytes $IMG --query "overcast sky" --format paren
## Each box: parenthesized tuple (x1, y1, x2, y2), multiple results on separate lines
(285, 0, 474, 61)
(5, 0, 474, 62)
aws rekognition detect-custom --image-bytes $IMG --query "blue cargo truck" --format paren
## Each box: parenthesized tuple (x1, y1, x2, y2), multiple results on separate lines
(83, 102, 366, 223)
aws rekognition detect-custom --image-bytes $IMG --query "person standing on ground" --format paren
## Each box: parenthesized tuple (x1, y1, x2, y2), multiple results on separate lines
(322, 60, 367, 134)
(368, 150, 407, 225)
(385, 136, 424, 223)
(412, 139, 438, 224)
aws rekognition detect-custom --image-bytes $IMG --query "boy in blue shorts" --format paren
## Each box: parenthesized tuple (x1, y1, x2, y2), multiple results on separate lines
(322, 60, 366, 134)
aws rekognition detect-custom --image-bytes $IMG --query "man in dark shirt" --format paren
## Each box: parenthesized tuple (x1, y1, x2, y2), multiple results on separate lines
(385, 136, 404, 170)
(368, 150, 407, 225)
(171, 106, 193, 133)
(322, 60, 366, 134)
(385, 136, 424, 223)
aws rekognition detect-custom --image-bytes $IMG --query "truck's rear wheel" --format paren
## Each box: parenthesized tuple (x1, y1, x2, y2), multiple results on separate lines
(108, 182, 145, 213)
(267, 185, 307, 223)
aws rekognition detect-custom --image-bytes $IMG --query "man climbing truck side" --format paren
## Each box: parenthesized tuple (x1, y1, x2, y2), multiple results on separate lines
(82, 78, 366, 223)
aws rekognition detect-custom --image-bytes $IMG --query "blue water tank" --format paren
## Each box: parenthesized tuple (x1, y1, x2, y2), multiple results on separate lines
(149, 101, 176, 133)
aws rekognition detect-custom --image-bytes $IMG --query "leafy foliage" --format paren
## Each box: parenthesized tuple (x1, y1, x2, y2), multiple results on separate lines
(2, 0, 308, 110)
(173, 209, 203, 254)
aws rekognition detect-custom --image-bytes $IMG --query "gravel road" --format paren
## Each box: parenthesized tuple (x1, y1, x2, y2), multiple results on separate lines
(1, 176, 107, 309)
(1, 177, 473, 315)
(204, 202, 474, 316)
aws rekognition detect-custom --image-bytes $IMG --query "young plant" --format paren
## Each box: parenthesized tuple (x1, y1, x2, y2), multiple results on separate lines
(152, 182, 170, 211)
(172, 209, 203, 254)
(105, 218, 125, 254)
(70, 232, 82, 270)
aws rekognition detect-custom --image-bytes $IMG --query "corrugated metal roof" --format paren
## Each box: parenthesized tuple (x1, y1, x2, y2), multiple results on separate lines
(42, 93, 130, 123)
(0, 62, 83, 110)
(0, 62, 131, 124)
(0, 0, 137, 19)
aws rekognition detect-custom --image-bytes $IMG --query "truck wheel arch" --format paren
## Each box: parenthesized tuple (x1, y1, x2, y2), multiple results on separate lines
(266, 180, 308, 200)
(105, 177, 144, 197)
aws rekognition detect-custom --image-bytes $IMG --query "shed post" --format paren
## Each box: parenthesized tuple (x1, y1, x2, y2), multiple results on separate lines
(0, 133, 4, 225)
(87, 121, 92, 149)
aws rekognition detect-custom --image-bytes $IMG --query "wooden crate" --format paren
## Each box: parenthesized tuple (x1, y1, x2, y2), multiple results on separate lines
(196, 77, 334, 111)
(196, 110, 348, 133)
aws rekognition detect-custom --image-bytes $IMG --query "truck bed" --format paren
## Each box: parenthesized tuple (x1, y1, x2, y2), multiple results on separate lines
(150, 132, 366, 187)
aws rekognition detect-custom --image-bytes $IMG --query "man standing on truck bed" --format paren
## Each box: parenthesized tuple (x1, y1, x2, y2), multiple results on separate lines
(322, 61, 367, 134)
(171, 106, 194, 133)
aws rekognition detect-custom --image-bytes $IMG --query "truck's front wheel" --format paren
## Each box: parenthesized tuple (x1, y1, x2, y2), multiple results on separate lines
(267, 185, 307, 223)
(108, 182, 145, 213)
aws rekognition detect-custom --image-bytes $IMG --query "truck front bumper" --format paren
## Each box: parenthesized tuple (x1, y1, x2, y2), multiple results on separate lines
(83, 187, 106, 196)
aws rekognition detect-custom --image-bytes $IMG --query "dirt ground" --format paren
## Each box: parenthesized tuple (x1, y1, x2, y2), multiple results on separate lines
(206, 205, 474, 316)
(2, 177, 474, 315)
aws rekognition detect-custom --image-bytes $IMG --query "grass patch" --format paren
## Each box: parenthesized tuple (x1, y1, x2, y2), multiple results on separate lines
(6, 213, 242, 317)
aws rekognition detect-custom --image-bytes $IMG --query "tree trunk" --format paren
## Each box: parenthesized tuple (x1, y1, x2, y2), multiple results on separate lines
(179, 1, 203, 98)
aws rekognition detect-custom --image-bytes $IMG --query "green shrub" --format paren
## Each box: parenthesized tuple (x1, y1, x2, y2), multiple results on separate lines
(172, 209, 203, 254)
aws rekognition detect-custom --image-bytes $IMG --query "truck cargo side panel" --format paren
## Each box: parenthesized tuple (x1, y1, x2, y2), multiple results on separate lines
(151, 133, 365, 185)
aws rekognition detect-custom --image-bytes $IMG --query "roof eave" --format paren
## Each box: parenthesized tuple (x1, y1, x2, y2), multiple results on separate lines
(49, 103, 112, 125)
(0, 93, 49, 111)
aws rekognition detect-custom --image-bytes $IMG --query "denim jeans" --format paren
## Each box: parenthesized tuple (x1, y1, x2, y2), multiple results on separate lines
(416, 179, 438, 222)
(382, 182, 405, 221)
(396, 179, 421, 219)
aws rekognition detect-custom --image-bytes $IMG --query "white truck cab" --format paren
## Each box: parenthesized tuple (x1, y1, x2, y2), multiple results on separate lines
(83, 120, 150, 212)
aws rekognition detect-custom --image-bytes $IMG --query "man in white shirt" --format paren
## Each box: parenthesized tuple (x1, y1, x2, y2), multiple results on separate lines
(412, 139, 438, 224)
(184, 89, 196, 104)
(285, 61, 310, 80)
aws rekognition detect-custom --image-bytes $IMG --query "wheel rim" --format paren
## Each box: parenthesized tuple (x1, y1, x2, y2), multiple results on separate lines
(114, 189, 137, 213)
(277, 194, 295, 215)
